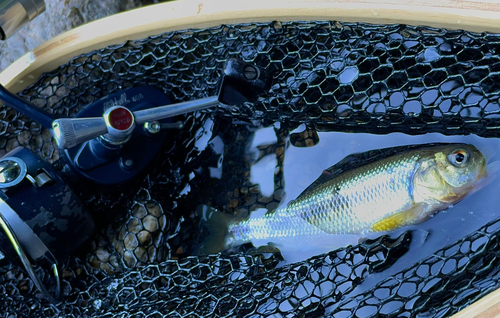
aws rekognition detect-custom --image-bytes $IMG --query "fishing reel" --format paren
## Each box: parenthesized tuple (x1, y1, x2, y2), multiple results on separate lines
(53, 58, 271, 187)
(0, 58, 272, 302)
(0, 147, 94, 304)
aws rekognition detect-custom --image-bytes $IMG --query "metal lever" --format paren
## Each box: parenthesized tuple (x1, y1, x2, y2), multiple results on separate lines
(52, 117, 107, 150)
(52, 96, 220, 149)
(51, 58, 273, 149)
(0, 58, 272, 152)
(134, 96, 219, 124)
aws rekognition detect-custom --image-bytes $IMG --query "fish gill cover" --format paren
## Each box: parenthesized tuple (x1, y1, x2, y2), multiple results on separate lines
(0, 21, 499, 317)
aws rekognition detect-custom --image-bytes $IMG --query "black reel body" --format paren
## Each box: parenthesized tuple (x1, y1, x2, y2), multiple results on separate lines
(49, 59, 271, 188)
(64, 86, 173, 187)
(0, 147, 95, 303)
(0, 147, 95, 262)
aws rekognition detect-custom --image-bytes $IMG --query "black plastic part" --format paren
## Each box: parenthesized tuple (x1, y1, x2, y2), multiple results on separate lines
(0, 147, 95, 261)
(0, 84, 54, 129)
(75, 139, 120, 170)
(218, 58, 273, 105)
(64, 86, 172, 186)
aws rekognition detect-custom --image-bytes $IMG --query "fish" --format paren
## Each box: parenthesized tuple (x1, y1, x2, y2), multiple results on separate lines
(197, 143, 488, 262)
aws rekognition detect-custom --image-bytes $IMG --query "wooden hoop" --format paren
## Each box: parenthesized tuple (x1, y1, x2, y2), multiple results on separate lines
(451, 286, 500, 318)
(1, 1, 500, 314)
(1, 0, 500, 93)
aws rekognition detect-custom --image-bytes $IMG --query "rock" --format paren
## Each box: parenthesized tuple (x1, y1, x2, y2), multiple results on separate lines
(0, 0, 153, 73)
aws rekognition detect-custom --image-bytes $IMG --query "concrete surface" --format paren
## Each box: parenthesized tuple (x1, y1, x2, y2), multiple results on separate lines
(0, 0, 162, 72)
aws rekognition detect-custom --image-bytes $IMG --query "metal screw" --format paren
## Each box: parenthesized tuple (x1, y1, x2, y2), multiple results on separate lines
(243, 65, 258, 80)
(0, 160, 20, 183)
(145, 121, 184, 133)
(144, 121, 161, 134)
(124, 159, 134, 167)
(120, 157, 134, 170)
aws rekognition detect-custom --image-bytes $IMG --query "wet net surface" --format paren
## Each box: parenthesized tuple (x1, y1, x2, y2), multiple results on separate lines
(0, 21, 499, 317)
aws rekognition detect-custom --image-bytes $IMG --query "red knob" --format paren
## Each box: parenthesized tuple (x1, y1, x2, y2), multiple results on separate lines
(108, 107, 134, 131)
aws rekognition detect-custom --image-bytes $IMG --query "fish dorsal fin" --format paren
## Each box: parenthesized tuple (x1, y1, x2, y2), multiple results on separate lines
(289, 169, 341, 206)
(371, 204, 427, 232)
(293, 142, 451, 202)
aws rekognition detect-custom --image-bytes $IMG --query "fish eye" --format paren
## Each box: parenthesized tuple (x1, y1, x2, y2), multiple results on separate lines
(448, 149, 469, 167)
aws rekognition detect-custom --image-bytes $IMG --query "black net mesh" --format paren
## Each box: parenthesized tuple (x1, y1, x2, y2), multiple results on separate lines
(0, 20, 499, 317)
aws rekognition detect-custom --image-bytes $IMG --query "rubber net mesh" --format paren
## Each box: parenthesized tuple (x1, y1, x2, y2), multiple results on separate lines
(0, 21, 499, 317)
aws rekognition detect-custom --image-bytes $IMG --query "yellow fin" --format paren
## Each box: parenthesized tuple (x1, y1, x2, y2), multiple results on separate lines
(371, 205, 424, 232)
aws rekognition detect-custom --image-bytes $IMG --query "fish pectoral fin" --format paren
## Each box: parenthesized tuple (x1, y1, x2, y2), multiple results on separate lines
(371, 204, 426, 232)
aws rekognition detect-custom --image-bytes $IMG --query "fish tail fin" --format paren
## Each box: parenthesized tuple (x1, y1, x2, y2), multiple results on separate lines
(196, 205, 232, 255)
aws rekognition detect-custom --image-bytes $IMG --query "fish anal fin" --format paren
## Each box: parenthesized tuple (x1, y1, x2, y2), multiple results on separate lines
(371, 204, 426, 232)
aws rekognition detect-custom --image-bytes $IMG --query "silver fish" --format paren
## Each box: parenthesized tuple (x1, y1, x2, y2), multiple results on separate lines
(198, 143, 487, 260)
